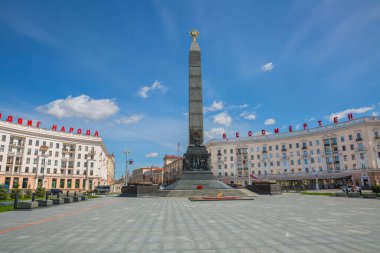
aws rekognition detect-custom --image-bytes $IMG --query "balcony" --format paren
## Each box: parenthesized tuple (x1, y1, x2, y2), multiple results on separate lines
(281, 148, 287, 152)
(324, 143, 330, 146)
(375, 136, 380, 140)
(301, 146, 307, 150)
(262, 150, 268, 154)
(217, 152, 222, 156)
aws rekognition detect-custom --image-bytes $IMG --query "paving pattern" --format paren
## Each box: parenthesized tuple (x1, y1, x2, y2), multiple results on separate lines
(0, 194, 379, 253)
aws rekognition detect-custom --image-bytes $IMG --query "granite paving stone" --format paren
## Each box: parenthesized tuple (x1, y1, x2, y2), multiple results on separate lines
(0, 194, 380, 252)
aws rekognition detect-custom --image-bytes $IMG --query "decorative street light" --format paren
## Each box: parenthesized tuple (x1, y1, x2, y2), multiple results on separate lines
(123, 149, 131, 186)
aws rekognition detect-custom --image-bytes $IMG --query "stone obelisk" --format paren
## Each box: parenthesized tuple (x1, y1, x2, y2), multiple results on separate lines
(166, 29, 231, 190)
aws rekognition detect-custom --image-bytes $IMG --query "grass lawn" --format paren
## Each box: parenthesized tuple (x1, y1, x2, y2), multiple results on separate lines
(0, 205, 14, 212)
(300, 192, 336, 197)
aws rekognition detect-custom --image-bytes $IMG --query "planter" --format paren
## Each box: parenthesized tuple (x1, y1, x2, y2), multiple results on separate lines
(73, 196, 81, 202)
(362, 193, 377, 199)
(335, 192, 347, 197)
(63, 197, 73, 203)
(37, 200, 53, 207)
(52, 198, 64, 204)
(17, 201, 38, 209)
(348, 192, 361, 198)
(80, 196, 88, 201)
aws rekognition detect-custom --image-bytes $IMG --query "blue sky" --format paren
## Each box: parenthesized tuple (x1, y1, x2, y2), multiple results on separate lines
(0, 0, 379, 178)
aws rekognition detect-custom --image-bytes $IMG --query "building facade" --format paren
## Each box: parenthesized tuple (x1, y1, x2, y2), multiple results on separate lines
(106, 154, 115, 186)
(0, 120, 112, 191)
(128, 167, 163, 184)
(163, 155, 183, 185)
(206, 117, 380, 189)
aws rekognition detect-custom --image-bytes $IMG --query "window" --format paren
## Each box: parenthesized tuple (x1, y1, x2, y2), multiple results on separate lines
(47, 168, 50, 174)
(42, 141, 46, 146)
(309, 141, 313, 146)
(60, 179, 65, 188)
(56, 143, 60, 149)
(26, 158, 30, 164)
(269, 146, 272, 151)
(34, 149, 38, 155)
(344, 155, 347, 161)
(350, 144, 354, 150)
(360, 153, 365, 160)
(316, 140, 320, 145)
(375, 131, 379, 138)
(25, 167, 29, 173)
(77, 162, 80, 167)
(297, 160, 301, 165)
(341, 136, 345, 142)
(35, 140, 39, 146)
(49, 142, 53, 148)
(289, 144, 292, 149)
(85, 146, 88, 152)
(230, 156, 233, 161)
(224, 149, 227, 154)
(275, 145, 279, 150)
(54, 160, 58, 166)
(317, 149, 320, 154)
(349, 134, 353, 141)
(342, 145, 346, 151)
(351, 154, 356, 160)
(276, 161, 280, 166)
(290, 160, 294, 165)
(78, 154, 81, 159)
(28, 139, 32, 145)
(76, 170, 80, 175)
(296, 143, 299, 148)
(1, 135, 5, 142)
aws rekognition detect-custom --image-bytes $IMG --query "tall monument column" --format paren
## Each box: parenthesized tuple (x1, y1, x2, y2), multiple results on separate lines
(183, 29, 210, 173)
(166, 29, 231, 190)
(188, 29, 204, 146)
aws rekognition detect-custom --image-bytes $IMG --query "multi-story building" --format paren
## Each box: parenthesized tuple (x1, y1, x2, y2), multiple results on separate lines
(0, 119, 112, 191)
(106, 154, 115, 185)
(206, 116, 380, 189)
(163, 155, 183, 185)
(129, 167, 163, 184)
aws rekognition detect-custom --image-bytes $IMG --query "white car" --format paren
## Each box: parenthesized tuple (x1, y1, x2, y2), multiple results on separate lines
(342, 186, 361, 193)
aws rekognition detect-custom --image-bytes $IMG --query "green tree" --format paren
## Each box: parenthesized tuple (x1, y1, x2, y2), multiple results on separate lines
(35, 186, 46, 198)
(372, 184, 380, 194)
(0, 187, 9, 200)
(24, 184, 33, 198)
(10, 183, 23, 199)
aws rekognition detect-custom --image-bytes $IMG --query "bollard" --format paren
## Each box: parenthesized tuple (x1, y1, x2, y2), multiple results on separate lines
(74, 191, 77, 196)
(45, 192, 49, 201)
(57, 192, 60, 199)
(32, 193, 36, 202)
(14, 193, 19, 209)
(66, 191, 69, 197)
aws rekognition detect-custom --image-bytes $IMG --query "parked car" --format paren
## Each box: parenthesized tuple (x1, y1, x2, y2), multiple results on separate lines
(47, 189, 63, 195)
(342, 186, 361, 193)
(94, 185, 111, 194)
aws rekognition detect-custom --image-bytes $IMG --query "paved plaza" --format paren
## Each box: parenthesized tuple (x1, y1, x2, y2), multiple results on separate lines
(0, 194, 379, 253)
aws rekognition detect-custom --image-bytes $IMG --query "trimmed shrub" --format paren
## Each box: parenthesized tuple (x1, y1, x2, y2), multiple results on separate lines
(372, 184, 380, 194)
(24, 185, 33, 198)
(0, 187, 9, 200)
(35, 186, 46, 198)
(10, 183, 24, 199)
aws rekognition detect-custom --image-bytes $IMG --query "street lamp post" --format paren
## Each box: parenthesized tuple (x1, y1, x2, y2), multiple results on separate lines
(123, 149, 131, 186)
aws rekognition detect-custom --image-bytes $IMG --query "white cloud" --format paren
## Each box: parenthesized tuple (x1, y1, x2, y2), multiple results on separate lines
(37, 95, 119, 120)
(264, 118, 276, 125)
(328, 106, 375, 121)
(205, 100, 224, 112)
(145, 152, 158, 158)
(371, 112, 378, 116)
(213, 112, 232, 127)
(116, 114, 144, 125)
(137, 80, 168, 98)
(240, 112, 257, 120)
(295, 124, 301, 130)
(205, 127, 225, 140)
(261, 62, 274, 72)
